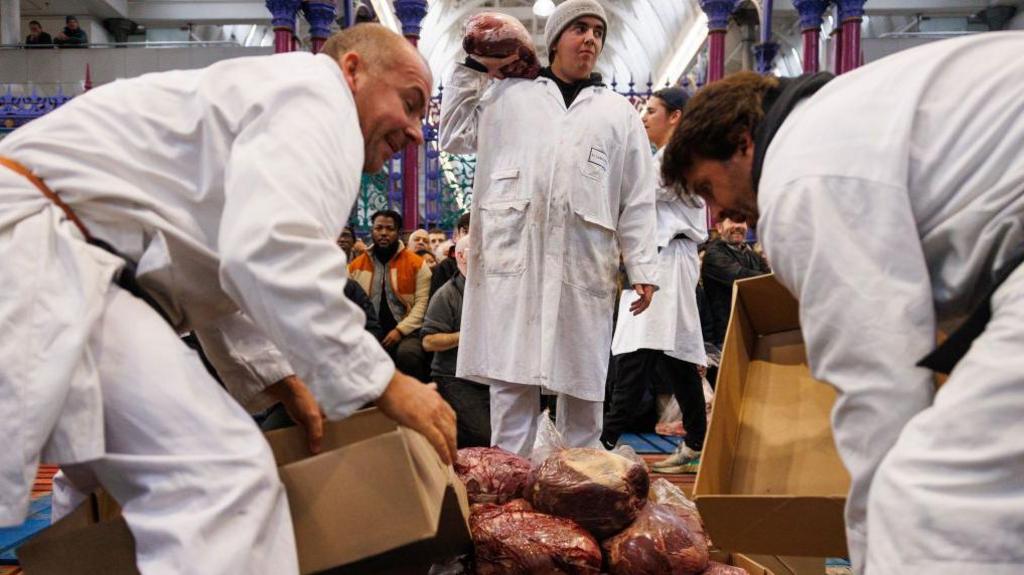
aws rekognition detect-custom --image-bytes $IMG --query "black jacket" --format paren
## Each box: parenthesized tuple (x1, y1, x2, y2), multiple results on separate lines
(701, 239, 770, 346)
(344, 278, 383, 341)
(25, 32, 53, 47)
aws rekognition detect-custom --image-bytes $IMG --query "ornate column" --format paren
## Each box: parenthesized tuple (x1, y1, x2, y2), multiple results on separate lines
(699, 0, 738, 83)
(267, 0, 302, 53)
(753, 0, 778, 75)
(394, 0, 428, 230)
(837, 0, 866, 73)
(303, 0, 337, 54)
(793, 0, 828, 73)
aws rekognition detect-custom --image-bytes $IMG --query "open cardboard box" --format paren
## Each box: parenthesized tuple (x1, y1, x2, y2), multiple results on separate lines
(19, 408, 471, 575)
(694, 274, 851, 560)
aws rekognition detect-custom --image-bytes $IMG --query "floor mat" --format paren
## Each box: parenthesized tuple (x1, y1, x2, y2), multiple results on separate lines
(0, 495, 51, 565)
(618, 432, 682, 454)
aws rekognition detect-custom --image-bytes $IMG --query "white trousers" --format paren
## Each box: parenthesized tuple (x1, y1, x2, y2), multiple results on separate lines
(51, 287, 298, 575)
(489, 380, 603, 457)
(864, 265, 1024, 574)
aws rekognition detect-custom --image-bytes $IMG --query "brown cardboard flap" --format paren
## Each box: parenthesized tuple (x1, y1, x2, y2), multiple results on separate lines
(267, 408, 399, 466)
(696, 275, 851, 559)
(747, 554, 828, 575)
(18, 505, 138, 575)
(282, 429, 437, 574)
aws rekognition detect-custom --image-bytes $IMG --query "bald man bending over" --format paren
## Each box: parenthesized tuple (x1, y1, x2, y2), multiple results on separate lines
(0, 24, 454, 573)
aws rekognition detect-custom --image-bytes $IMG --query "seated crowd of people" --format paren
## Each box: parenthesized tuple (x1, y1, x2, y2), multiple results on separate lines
(304, 208, 771, 462)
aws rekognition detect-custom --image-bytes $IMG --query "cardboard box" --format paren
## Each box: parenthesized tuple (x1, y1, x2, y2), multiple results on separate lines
(694, 274, 851, 559)
(19, 408, 471, 575)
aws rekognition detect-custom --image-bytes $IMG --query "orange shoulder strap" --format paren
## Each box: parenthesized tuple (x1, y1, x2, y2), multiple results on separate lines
(0, 156, 92, 241)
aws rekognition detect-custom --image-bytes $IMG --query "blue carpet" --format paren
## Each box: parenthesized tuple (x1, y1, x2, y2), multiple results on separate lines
(826, 558, 852, 567)
(0, 495, 51, 565)
(619, 433, 682, 454)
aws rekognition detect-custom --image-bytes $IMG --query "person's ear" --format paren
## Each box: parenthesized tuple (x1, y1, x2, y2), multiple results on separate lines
(736, 131, 754, 158)
(339, 51, 363, 94)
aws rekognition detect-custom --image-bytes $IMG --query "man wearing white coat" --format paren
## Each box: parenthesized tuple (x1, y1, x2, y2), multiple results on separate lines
(0, 25, 456, 574)
(661, 33, 1024, 574)
(440, 0, 658, 455)
(606, 87, 708, 473)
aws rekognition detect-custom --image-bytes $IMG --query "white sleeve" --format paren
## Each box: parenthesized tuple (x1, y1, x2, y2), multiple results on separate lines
(218, 84, 394, 421)
(439, 64, 491, 154)
(617, 112, 659, 286)
(759, 175, 936, 569)
(194, 312, 293, 414)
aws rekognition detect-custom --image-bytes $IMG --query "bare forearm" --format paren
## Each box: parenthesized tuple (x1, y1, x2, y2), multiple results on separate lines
(422, 332, 460, 352)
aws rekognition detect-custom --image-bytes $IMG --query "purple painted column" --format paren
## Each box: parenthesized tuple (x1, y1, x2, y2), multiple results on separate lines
(753, 0, 778, 74)
(837, 0, 866, 73)
(267, 0, 301, 53)
(793, 0, 828, 73)
(394, 0, 428, 231)
(699, 0, 737, 83)
(303, 0, 337, 53)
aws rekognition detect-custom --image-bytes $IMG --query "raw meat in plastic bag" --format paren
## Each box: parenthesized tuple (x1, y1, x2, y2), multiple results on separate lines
(603, 502, 710, 574)
(701, 562, 749, 574)
(462, 12, 541, 79)
(455, 446, 531, 504)
(527, 447, 650, 539)
(470, 503, 602, 574)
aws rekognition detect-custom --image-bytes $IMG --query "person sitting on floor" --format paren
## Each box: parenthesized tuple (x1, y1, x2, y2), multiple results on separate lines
(421, 237, 491, 447)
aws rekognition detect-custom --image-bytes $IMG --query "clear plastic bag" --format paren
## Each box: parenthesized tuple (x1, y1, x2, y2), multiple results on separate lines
(526, 410, 650, 539)
(604, 479, 710, 574)
(649, 478, 698, 513)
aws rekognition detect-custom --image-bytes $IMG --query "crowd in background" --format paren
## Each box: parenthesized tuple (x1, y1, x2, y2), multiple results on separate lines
(299, 209, 770, 455)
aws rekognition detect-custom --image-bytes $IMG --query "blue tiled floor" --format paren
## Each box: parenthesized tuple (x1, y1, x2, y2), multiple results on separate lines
(0, 495, 51, 565)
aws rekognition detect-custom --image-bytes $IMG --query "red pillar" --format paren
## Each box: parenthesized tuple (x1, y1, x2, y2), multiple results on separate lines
(394, 0, 427, 231)
(841, 18, 862, 72)
(401, 35, 420, 231)
(832, 26, 844, 73)
(802, 28, 820, 73)
(707, 29, 727, 83)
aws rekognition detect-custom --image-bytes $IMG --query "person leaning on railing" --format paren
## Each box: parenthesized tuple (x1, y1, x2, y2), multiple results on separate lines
(25, 21, 53, 49)
(53, 16, 88, 48)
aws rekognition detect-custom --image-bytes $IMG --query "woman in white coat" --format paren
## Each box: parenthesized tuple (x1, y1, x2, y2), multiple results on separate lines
(605, 87, 708, 472)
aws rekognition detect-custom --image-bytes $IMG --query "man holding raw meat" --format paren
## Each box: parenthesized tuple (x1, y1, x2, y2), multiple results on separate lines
(440, 0, 658, 456)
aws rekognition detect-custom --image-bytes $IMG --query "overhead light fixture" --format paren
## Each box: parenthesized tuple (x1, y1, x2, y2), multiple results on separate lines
(533, 0, 556, 18)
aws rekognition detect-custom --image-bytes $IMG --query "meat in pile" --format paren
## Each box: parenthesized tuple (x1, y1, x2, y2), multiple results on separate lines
(470, 500, 602, 575)
(700, 562, 749, 574)
(526, 448, 650, 539)
(462, 12, 541, 79)
(455, 447, 532, 504)
(603, 502, 710, 574)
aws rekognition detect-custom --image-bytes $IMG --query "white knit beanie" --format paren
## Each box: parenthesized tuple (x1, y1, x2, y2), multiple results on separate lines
(544, 0, 608, 55)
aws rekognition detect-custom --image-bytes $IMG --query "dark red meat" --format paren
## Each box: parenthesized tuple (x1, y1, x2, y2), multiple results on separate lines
(470, 506, 602, 575)
(462, 12, 540, 79)
(603, 503, 710, 574)
(455, 447, 532, 504)
(526, 448, 650, 539)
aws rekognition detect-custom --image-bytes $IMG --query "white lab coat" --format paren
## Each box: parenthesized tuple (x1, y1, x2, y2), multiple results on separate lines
(0, 52, 393, 526)
(611, 148, 707, 365)
(440, 65, 658, 402)
(757, 33, 1024, 574)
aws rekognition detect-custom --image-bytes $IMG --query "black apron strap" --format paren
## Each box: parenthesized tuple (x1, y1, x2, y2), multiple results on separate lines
(918, 251, 1024, 375)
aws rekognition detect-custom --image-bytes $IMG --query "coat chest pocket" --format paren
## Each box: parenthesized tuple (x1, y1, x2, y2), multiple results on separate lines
(479, 198, 530, 276)
(578, 144, 609, 183)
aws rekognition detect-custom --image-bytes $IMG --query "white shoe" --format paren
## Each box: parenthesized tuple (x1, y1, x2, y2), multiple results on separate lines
(652, 444, 701, 470)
